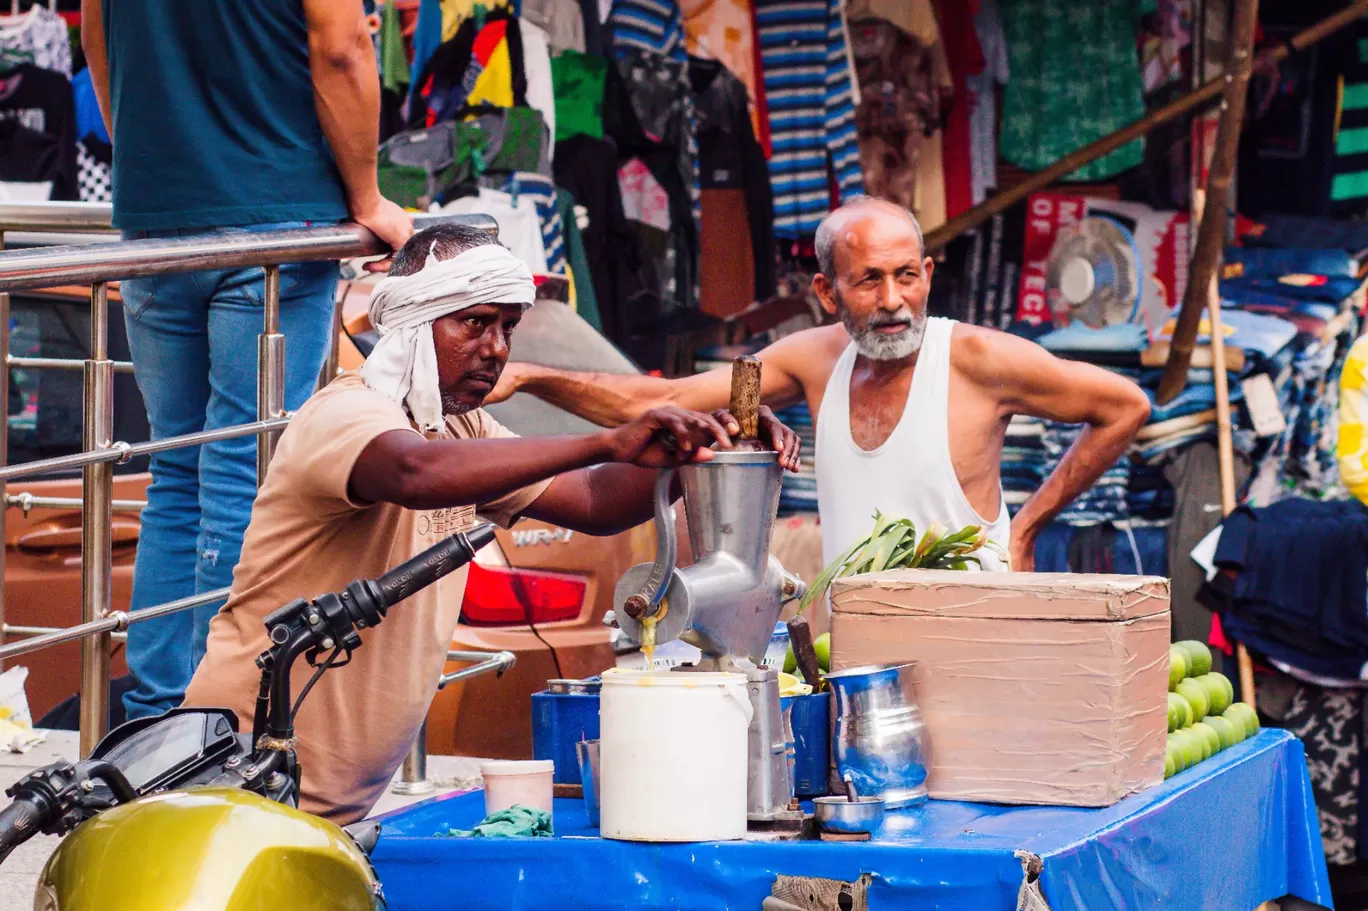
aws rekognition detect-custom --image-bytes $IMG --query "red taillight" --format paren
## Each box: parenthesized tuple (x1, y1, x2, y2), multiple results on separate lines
(460, 563, 588, 627)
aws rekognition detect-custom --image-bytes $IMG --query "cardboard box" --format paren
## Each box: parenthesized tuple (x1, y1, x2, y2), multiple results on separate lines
(830, 570, 1170, 807)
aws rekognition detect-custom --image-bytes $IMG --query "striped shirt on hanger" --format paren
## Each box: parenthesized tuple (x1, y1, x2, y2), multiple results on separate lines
(756, 0, 864, 238)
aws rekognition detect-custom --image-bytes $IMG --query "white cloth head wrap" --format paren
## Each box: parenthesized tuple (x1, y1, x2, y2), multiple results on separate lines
(360, 243, 535, 431)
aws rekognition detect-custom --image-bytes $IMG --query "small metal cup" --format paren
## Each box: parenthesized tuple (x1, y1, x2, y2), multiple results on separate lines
(576, 739, 601, 827)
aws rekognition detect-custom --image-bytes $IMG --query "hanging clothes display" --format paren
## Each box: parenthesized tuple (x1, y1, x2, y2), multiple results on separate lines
(610, 0, 687, 62)
(556, 187, 602, 330)
(967, 0, 1008, 206)
(606, 48, 700, 311)
(848, 17, 943, 222)
(441, 0, 514, 42)
(690, 55, 775, 318)
(441, 186, 550, 271)
(409, 9, 529, 127)
(679, 0, 767, 154)
(551, 50, 607, 141)
(935, 0, 983, 222)
(488, 171, 568, 273)
(998, 0, 1149, 181)
(522, 0, 587, 52)
(755, 0, 864, 238)
(0, 6, 71, 77)
(0, 63, 76, 200)
(554, 133, 652, 346)
(409, 0, 445, 107)
(520, 18, 558, 156)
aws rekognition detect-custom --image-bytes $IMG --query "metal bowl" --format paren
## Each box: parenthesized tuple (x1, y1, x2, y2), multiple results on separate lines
(812, 796, 886, 834)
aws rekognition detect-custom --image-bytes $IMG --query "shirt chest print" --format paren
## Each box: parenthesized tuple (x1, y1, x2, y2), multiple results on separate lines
(416, 505, 477, 539)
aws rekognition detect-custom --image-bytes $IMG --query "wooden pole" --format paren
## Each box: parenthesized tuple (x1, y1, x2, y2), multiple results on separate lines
(921, 0, 1368, 255)
(1192, 189, 1257, 706)
(1157, 0, 1261, 405)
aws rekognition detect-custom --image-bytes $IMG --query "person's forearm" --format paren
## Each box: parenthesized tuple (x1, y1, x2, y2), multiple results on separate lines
(308, 16, 384, 216)
(379, 433, 617, 510)
(1014, 419, 1140, 539)
(80, 0, 112, 139)
(577, 463, 681, 534)
(515, 365, 681, 427)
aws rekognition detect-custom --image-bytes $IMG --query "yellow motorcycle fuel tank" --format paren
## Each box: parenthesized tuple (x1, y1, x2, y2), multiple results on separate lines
(35, 788, 383, 911)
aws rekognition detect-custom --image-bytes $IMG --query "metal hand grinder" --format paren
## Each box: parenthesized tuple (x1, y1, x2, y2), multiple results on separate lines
(608, 356, 807, 829)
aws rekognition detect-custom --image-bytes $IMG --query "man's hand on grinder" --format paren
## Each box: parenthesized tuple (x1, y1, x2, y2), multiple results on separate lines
(710, 405, 802, 472)
(602, 407, 734, 469)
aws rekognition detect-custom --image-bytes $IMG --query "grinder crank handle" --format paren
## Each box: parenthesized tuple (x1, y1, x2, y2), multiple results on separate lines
(623, 468, 677, 620)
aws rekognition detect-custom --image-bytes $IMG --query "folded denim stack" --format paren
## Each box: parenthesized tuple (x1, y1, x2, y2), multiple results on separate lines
(772, 402, 817, 515)
(1002, 415, 1047, 517)
(1044, 421, 1131, 525)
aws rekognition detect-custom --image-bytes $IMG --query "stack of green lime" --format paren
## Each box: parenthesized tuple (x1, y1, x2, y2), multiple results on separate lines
(1164, 640, 1260, 779)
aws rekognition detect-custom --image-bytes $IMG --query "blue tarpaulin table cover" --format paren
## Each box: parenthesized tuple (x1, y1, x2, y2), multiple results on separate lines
(372, 729, 1331, 910)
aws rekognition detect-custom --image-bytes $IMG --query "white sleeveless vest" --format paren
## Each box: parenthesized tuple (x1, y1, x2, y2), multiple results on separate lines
(815, 317, 1011, 571)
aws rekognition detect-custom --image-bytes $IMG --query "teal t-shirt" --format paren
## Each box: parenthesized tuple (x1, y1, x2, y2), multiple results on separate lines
(103, 0, 349, 230)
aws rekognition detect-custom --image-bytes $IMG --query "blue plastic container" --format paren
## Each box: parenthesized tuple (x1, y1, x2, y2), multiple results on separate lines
(531, 691, 600, 785)
(780, 691, 830, 798)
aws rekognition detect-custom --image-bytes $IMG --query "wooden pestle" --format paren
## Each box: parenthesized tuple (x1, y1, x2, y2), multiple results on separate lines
(728, 355, 766, 452)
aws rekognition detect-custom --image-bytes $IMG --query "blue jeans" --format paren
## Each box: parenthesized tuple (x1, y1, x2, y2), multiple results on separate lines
(121, 222, 339, 719)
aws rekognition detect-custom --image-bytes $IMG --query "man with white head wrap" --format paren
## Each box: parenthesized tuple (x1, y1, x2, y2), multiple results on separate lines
(183, 223, 803, 824)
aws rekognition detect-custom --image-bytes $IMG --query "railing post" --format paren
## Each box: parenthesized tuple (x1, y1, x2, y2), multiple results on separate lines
(318, 290, 342, 393)
(0, 228, 8, 664)
(393, 720, 435, 796)
(79, 281, 113, 755)
(0, 284, 9, 665)
(257, 265, 284, 485)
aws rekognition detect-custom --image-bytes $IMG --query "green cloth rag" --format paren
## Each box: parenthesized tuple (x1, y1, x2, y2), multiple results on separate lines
(442, 804, 554, 838)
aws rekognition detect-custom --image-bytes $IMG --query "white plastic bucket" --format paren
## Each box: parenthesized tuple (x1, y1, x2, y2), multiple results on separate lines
(599, 669, 752, 842)
(481, 759, 554, 816)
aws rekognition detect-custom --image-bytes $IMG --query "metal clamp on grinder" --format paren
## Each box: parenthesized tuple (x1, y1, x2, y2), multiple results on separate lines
(607, 356, 807, 835)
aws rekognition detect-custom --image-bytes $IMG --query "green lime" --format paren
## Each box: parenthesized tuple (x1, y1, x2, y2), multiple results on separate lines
(1224, 702, 1260, 738)
(1193, 721, 1221, 759)
(783, 643, 797, 675)
(1175, 640, 1213, 676)
(1204, 715, 1239, 750)
(1176, 678, 1209, 721)
(813, 632, 831, 673)
(1199, 673, 1233, 715)
(1169, 646, 1187, 690)
(1164, 746, 1178, 779)
(1174, 692, 1193, 729)
(1171, 729, 1200, 769)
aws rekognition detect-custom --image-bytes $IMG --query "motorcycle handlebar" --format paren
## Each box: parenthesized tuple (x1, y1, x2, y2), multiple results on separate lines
(0, 797, 46, 864)
(373, 524, 497, 613)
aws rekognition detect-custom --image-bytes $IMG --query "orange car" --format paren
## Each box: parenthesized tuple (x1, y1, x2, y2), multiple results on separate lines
(4, 282, 672, 762)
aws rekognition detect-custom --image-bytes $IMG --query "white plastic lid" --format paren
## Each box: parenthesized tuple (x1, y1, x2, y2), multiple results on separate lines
(481, 760, 554, 776)
(600, 668, 746, 687)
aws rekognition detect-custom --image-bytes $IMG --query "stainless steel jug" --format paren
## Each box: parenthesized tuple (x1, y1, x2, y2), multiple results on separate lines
(827, 663, 929, 808)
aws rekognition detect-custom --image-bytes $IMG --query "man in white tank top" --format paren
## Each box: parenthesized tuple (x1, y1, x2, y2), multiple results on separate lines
(493, 197, 1151, 572)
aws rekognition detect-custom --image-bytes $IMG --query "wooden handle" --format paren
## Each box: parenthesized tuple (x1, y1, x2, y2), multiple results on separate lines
(728, 356, 763, 440)
(786, 616, 823, 691)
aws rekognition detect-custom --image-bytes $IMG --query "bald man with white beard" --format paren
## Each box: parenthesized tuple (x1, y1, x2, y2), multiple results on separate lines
(491, 197, 1152, 572)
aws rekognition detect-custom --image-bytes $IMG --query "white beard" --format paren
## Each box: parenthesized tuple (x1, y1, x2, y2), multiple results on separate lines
(844, 308, 927, 361)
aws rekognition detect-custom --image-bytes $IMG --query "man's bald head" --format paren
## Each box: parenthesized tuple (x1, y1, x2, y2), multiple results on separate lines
(814, 197, 924, 278)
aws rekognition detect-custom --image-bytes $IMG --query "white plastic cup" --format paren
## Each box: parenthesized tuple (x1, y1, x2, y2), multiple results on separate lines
(481, 759, 555, 816)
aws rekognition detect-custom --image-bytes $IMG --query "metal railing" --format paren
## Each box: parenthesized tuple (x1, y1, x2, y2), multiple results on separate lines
(0, 203, 501, 759)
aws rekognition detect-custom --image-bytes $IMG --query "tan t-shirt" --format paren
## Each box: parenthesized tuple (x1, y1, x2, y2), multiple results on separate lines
(183, 373, 551, 823)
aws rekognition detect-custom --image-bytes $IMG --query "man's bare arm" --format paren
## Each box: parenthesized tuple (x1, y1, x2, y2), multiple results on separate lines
(349, 407, 733, 512)
(301, 0, 412, 250)
(491, 329, 819, 426)
(80, 0, 111, 138)
(966, 329, 1150, 568)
